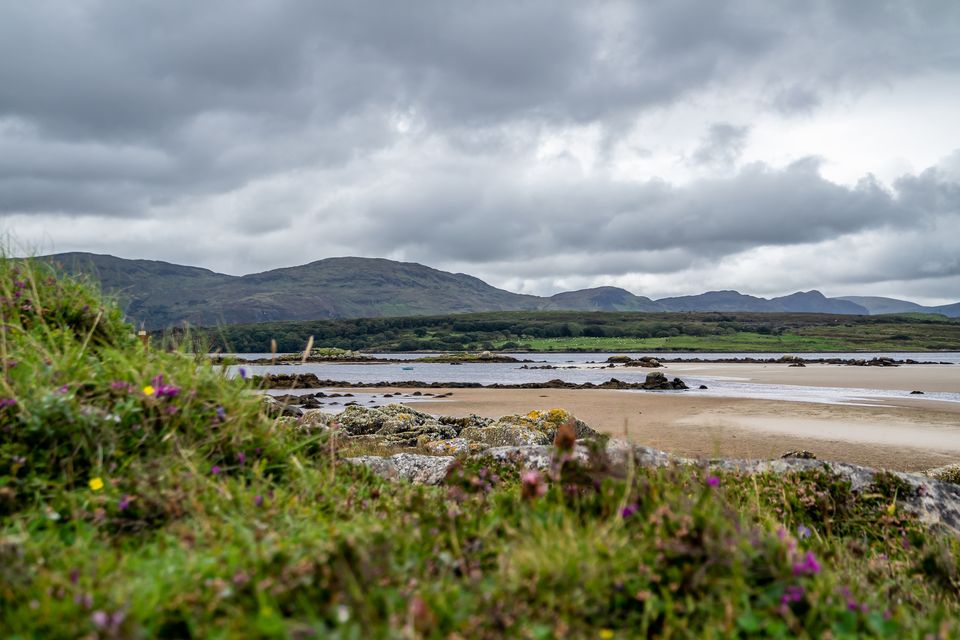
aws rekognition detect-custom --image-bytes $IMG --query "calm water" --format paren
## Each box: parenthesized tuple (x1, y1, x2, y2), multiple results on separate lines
(232, 351, 960, 408)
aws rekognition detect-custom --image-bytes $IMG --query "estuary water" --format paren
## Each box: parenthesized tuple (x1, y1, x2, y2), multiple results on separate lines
(228, 351, 960, 408)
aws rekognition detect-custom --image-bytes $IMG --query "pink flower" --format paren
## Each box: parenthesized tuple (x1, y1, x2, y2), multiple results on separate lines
(792, 551, 821, 576)
(211, 465, 221, 476)
(706, 475, 720, 487)
(520, 470, 547, 500)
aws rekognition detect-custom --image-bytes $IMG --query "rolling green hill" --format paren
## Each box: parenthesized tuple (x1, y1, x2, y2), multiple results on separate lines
(43, 252, 958, 328)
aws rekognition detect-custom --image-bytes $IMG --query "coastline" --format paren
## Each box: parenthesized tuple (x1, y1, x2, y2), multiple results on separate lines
(390, 386, 960, 472)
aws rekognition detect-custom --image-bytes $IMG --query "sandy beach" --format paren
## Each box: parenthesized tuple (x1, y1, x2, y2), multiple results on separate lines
(365, 364, 960, 473)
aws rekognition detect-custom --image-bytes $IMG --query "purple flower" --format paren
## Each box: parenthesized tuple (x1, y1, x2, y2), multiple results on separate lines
(117, 495, 131, 512)
(792, 551, 821, 576)
(164, 405, 179, 415)
(0, 397, 16, 408)
(780, 585, 805, 605)
(254, 495, 264, 507)
(110, 380, 131, 392)
(151, 374, 164, 387)
(216, 406, 227, 420)
(620, 504, 639, 519)
(238, 367, 248, 380)
(706, 475, 720, 488)
(520, 470, 547, 500)
(69, 568, 79, 585)
(56, 384, 69, 394)
(156, 384, 180, 399)
(211, 465, 221, 476)
(797, 524, 812, 539)
(236, 452, 247, 465)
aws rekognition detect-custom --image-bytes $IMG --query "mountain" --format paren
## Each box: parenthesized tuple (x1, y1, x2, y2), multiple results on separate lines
(836, 296, 927, 315)
(770, 291, 867, 315)
(658, 290, 776, 312)
(40, 252, 960, 328)
(47, 253, 540, 328)
(543, 287, 664, 312)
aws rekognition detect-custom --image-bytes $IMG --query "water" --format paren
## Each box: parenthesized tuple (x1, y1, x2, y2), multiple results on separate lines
(233, 351, 960, 408)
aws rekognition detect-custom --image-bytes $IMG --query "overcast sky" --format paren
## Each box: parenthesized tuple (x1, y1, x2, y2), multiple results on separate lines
(2, 1, 960, 304)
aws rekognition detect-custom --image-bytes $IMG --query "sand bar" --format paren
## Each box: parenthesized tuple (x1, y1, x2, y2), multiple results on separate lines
(659, 362, 960, 393)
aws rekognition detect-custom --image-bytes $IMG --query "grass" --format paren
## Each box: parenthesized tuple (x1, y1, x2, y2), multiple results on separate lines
(3, 257, 960, 637)
(494, 333, 849, 352)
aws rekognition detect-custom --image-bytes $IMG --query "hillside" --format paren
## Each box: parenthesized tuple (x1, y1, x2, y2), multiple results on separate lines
(44, 253, 959, 328)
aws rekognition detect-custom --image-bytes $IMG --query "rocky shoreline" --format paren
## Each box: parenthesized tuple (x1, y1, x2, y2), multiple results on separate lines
(270, 401, 960, 534)
(254, 371, 691, 391)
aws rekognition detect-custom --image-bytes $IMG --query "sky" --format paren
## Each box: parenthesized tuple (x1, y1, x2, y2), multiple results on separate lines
(2, 0, 960, 304)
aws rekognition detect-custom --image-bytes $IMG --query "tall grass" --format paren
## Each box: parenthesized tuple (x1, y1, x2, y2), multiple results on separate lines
(1, 256, 959, 638)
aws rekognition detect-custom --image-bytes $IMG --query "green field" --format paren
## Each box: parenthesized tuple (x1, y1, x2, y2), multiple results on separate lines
(493, 333, 850, 352)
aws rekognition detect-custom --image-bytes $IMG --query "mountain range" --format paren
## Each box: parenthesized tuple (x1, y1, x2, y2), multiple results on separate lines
(44, 252, 960, 329)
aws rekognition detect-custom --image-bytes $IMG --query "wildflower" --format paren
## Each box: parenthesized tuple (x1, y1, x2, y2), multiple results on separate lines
(69, 569, 79, 585)
(236, 452, 247, 465)
(238, 367, 248, 380)
(56, 384, 69, 394)
(780, 585, 805, 605)
(706, 475, 720, 488)
(886, 501, 896, 516)
(520, 469, 547, 500)
(211, 465, 221, 476)
(88, 477, 104, 491)
(117, 495, 131, 512)
(216, 406, 227, 420)
(792, 551, 821, 576)
(0, 397, 16, 409)
(600, 630, 615, 639)
(797, 524, 812, 539)
(620, 504, 639, 519)
(254, 495, 263, 507)
(156, 384, 180, 399)
(553, 419, 576, 452)
(142, 385, 156, 397)
(110, 380, 131, 391)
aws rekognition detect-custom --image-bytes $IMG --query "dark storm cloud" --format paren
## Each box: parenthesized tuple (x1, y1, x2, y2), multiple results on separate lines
(2, 0, 960, 299)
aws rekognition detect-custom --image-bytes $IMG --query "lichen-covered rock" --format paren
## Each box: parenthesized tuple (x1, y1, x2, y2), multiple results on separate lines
(345, 453, 455, 485)
(420, 437, 487, 456)
(299, 409, 335, 432)
(438, 414, 494, 433)
(261, 395, 303, 418)
(925, 463, 960, 485)
(460, 424, 552, 447)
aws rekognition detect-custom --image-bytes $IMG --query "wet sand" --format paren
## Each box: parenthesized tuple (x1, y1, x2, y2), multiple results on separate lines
(391, 384, 960, 472)
(658, 362, 960, 393)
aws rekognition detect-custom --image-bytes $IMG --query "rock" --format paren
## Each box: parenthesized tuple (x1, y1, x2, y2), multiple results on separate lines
(335, 404, 456, 446)
(642, 372, 689, 390)
(345, 453, 455, 485)
(461, 424, 552, 447)
(788, 362, 806, 367)
(699, 385, 708, 390)
(925, 463, 960, 485)
(438, 414, 494, 432)
(606, 355, 633, 364)
(781, 450, 817, 460)
(299, 409, 335, 432)
(421, 437, 486, 456)
(911, 390, 925, 395)
(261, 395, 303, 418)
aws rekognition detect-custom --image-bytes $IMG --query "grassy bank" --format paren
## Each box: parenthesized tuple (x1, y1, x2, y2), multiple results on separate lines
(3, 259, 960, 637)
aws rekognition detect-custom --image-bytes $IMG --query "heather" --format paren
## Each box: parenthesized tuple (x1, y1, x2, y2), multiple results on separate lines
(1, 258, 960, 638)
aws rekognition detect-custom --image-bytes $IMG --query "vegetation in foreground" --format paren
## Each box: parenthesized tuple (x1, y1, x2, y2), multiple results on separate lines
(3, 260, 960, 638)
(199, 310, 960, 354)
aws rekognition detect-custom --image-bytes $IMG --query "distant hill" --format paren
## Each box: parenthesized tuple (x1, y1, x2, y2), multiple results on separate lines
(41, 252, 960, 328)
(543, 287, 664, 312)
(837, 296, 927, 315)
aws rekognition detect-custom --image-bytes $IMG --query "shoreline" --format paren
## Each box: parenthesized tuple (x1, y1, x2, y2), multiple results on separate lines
(392, 388, 960, 472)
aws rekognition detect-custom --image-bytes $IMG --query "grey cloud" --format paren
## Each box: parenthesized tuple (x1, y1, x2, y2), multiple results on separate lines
(691, 123, 750, 167)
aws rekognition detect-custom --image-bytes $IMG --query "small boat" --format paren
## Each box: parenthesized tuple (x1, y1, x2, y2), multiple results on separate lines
(401, 366, 415, 370)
